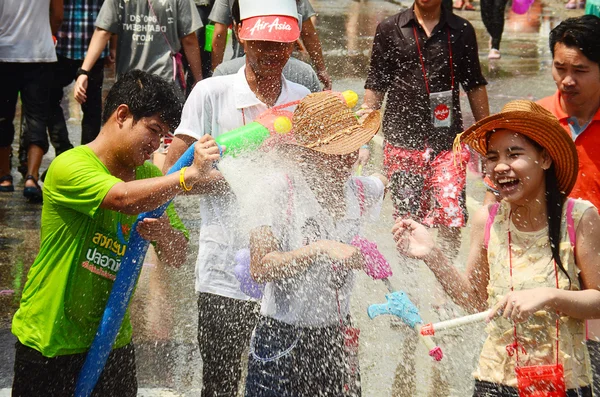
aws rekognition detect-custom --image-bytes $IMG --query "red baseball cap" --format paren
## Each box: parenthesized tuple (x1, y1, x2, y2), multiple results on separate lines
(237, 0, 300, 43)
(239, 16, 300, 43)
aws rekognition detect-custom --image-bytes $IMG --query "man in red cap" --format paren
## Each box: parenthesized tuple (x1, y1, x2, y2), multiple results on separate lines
(162, 1, 310, 396)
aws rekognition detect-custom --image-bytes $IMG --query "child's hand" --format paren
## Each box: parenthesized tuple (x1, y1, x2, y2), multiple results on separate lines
(486, 288, 557, 323)
(370, 172, 388, 187)
(137, 215, 170, 243)
(315, 240, 362, 270)
(392, 218, 435, 259)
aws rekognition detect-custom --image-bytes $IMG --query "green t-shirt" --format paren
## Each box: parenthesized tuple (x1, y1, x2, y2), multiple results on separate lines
(12, 146, 188, 357)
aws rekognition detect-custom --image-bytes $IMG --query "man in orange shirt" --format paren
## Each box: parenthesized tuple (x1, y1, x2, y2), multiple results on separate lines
(538, 15, 600, 205)
(538, 14, 600, 395)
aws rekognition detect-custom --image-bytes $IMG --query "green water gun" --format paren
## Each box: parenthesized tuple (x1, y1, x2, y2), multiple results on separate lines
(215, 90, 359, 157)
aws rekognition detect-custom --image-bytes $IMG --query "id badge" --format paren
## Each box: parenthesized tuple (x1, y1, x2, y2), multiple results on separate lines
(430, 90, 453, 128)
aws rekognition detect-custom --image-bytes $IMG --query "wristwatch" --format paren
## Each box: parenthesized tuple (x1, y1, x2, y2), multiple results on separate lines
(75, 67, 89, 79)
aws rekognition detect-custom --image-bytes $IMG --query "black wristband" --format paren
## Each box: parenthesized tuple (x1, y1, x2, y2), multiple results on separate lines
(75, 67, 89, 79)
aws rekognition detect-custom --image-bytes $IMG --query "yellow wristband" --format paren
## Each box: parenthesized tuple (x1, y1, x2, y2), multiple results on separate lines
(179, 167, 192, 192)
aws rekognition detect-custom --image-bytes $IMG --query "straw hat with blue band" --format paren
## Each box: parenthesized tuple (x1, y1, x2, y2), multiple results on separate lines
(453, 100, 579, 195)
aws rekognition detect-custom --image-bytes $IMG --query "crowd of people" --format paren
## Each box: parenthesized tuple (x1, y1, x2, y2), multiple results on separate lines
(1, 0, 600, 396)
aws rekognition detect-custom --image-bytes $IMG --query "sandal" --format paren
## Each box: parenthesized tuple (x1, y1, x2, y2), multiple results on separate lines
(0, 175, 14, 193)
(23, 175, 43, 203)
(464, 3, 476, 10)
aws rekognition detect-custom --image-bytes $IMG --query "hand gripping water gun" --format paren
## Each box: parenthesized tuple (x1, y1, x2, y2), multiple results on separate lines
(233, 234, 394, 300)
(74, 144, 199, 397)
(215, 90, 359, 157)
(351, 236, 442, 361)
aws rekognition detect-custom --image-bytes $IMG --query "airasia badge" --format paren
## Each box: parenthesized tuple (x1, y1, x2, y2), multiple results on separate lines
(434, 104, 450, 121)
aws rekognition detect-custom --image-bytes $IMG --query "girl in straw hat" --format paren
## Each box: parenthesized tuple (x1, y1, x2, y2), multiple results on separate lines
(393, 100, 600, 396)
(243, 91, 386, 396)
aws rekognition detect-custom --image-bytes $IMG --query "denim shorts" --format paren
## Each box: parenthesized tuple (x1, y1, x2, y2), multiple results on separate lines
(244, 317, 345, 397)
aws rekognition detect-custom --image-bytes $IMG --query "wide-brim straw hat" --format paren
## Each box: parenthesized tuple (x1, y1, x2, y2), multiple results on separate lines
(291, 91, 381, 155)
(454, 100, 578, 195)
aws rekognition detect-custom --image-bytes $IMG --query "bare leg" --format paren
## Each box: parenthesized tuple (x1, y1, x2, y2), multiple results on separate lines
(25, 144, 44, 185)
(0, 146, 12, 186)
(391, 333, 417, 396)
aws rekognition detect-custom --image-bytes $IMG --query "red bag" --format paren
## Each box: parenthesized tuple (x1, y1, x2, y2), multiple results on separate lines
(516, 363, 566, 397)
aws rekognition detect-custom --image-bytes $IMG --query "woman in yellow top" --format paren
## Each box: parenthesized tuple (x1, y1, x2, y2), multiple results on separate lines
(393, 100, 600, 396)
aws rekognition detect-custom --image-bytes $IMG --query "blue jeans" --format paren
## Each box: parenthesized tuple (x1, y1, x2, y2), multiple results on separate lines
(245, 317, 345, 397)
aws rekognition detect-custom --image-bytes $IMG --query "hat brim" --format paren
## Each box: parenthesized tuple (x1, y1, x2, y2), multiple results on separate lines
(293, 110, 382, 156)
(460, 110, 578, 195)
(239, 15, 300, 43)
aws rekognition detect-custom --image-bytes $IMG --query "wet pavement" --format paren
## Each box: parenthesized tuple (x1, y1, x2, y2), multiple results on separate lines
(0, 0, 585, 395)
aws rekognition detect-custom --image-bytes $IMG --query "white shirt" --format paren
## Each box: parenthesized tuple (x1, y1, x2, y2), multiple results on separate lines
(245, 172, 385, 326)
(175, 66, 310, 300)
(0, 0, 57, 62)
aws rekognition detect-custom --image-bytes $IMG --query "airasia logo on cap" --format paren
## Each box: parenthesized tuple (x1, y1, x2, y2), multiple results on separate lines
(434, 104, 450, 120)
(249, 18, 292, 36)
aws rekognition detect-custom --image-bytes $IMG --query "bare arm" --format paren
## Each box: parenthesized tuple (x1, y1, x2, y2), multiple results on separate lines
(49, 0, 64, 35)
(162, 135, 228, 195)
(394, 205, 491, 312)
(74, 28, 112, 103)
(210, 22, 228, 71)
(102, 135, 221, 214)
(108, 34, 118, 64)
(466, 85, 490, 122)
(250, 226, 362, 283)
(181, 32, 202, 84)
(299, 19, 330, 90)
(361, 89, 385, 111)
(137, 216, 189, 268)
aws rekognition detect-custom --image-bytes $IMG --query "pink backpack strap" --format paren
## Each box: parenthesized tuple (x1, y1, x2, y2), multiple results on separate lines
(354, 178, 366, 217)
(566, 198, 576, 248)
(484, 203, 500, 250)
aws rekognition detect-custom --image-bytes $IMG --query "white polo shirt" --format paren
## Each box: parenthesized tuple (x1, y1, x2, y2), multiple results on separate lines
(176, 66, 310, 300)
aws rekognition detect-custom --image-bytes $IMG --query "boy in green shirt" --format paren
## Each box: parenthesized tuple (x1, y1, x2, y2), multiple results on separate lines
(11, 70, 220, 396)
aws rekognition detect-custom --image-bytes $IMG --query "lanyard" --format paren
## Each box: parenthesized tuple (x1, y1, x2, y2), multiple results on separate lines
(413, 25, 455, 94)
(507, 212, 560, 367)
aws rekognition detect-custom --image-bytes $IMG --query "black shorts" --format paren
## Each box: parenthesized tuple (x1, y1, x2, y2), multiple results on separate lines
(12, 341, 137, 397)
(473, 379, 592, 397)
(587, 339, 600, 396)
